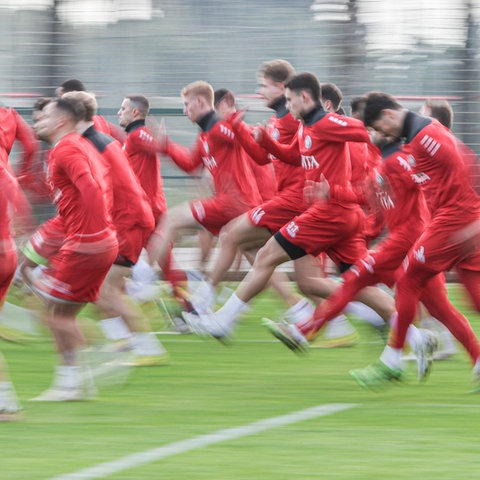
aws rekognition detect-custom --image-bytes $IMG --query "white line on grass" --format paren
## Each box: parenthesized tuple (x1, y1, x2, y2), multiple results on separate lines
(50, 403, 357, 480)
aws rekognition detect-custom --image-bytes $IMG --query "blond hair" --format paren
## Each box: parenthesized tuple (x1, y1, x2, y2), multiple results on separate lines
(181, 81, 214, 107)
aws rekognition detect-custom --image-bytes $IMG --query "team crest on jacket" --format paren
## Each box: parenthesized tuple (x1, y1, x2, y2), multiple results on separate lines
(304, 135, 312, 150)
(271, 127, 280, 140)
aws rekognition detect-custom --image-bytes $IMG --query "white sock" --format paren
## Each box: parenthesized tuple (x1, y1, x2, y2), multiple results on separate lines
(54, 365, 82, 390)
(380, 345, 403, 370)
(345, 302, 386, 329)
(130, 332, 166, 356)
(322, 315, 356, 338)
(216, 293, 249, 327)
(0, 381, 21, 412)
(99, 317, 132, 341)
(132, 258, 157, 283)
(285, 298, 314, 324)
(191, 281, 216, 314)
(405, 324, 424, 353)
(473, 358, 480, 379)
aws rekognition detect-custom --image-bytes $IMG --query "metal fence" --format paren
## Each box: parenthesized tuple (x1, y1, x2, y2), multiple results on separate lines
(2, 0, 480, 182)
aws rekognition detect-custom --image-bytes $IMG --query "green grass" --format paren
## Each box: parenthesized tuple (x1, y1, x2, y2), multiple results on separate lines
(2, 284, 480, 480)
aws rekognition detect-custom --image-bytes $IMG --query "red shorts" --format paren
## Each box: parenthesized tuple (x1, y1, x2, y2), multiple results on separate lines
(406, 218, 480, 276)
(117, 224, 153, 265)
(24, 217, 65, 264)
(190, 196, 251, 236)
(278, 203, 366, 266)
(247, 193, 305, 234)
(33, 246, 118, 303)
(0, 249, 17, 303)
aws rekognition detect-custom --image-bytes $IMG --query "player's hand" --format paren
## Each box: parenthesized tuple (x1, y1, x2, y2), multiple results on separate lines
(252, 124, 265, 143)
(303, 175, 330, 206)
(227, 108, 247, 126)
(146, 117, 168, 152)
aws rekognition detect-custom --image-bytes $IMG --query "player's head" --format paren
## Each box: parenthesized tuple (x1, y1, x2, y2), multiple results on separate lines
(32, 97, 52, 140)
(62, 91, 98, 122)
(284, 72, 321, 119)
(35, 96, 86, 143)
(420, 99, 453, 130)
(181, 81, 214, 123)
(214, 89, 236, 119)
(55, 78, 86, 97)
(321, 82, 343, 113)
(350, 96, 367, 122)
(118, 94, 149, 128)
(257, 59, 295, 107)
(363, 92, 405, 138)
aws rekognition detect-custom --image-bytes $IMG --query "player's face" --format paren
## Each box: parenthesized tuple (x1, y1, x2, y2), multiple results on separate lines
(118, 98, 135, 128)
(285, 88, 305, 119)
(257, 76, 284, 107)
(183, 94, 203, 123)
(371, 110, 401, 139)
(34, 102, 59, 143)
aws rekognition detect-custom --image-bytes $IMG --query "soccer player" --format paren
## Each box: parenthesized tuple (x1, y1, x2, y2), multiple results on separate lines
(186, 62, 315, 325)
(64, 91, 168, 366)
(117, 94, 192, 314)
(266, 132, 440, 378)
(22, 96, 118, 401)
(184, 72, 376, 340)
(349, 92, 480, 390)
(147, 81, 264, 300)
(0, 162, 32, 419)
(204, 85, 313, 321)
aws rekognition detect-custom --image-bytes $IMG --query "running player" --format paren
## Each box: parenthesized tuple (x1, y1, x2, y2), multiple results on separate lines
(23, 96, 118, 401)
(349, 92, 480, 390)
(146, 81, 263, 299)
(65, 91, 168, 366)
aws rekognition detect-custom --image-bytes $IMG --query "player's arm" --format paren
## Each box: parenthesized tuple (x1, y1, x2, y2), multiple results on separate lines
(227, 113, 272, 165)
(163, 137, 203, 173)
(319, 115, 371, 144)
(256, 127, 301, 165)
(0, 162, 34, 234)
(13, 109, 39, 178)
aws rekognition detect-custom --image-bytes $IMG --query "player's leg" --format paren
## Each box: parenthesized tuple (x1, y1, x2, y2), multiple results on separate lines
(0, 250, 22, 420)
(183, 234, 292, 339)
(209, 213, 271, 288)
(96, 264, 168, 366)
(147, 202, 200, 267)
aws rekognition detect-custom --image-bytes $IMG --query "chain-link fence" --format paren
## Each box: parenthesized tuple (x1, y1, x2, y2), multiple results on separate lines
(2, 0, 480, 198)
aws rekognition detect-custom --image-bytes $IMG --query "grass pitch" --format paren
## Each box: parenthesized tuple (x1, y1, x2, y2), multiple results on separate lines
(1, 284, 479, 480)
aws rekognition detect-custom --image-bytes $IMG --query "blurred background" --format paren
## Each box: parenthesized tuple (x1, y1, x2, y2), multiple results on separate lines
(1, 0, 480, 198)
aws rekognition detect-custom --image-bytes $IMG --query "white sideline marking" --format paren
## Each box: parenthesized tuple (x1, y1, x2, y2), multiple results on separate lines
(50, 403, 357, 480)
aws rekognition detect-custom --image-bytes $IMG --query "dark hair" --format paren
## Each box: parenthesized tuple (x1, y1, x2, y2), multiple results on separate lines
(125, 94, 149, 117)
(285, 72, 321, 104)
(33, 97, 52, 112)
(423, 99, 453, 129)
(214, 88, 235, 107)
(60, 79, 86, 93)
(321, 83, 343, 111)
(363, 92, 402, 127)
(258, 59, 295, 84)
(54, 96, 87, 122)
(350, 96, 367, 118)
